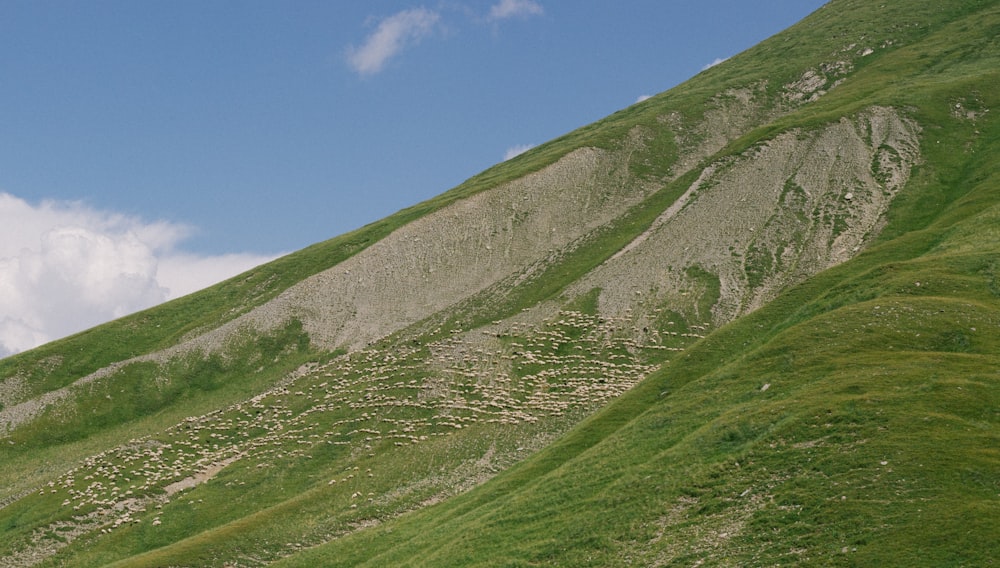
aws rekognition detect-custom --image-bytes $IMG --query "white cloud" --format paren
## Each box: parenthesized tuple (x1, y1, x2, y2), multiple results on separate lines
(503, 144, 535, 161)
(156, 253, 279, 299)
(0, 193, 280, 357)
(345, 3, 543, 75)
(702, 57, 729, 71)
(347, 8, 441, 76)
(488, 0, 544, 21)
(635, 94, 652, 103)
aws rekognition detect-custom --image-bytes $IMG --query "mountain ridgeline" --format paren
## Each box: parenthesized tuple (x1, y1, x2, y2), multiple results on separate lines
(2, 1, 998, 565)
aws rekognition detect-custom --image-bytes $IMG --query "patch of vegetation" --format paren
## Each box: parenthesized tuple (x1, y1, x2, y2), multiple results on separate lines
(684, 265, 722, 323)
(744, 243, 773, 290)
(5, 321, 312, 450)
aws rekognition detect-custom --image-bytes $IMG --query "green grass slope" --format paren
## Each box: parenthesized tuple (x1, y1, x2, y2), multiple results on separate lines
(1, 0, 998, 566)
(274, 147, 1000, 564)
(279, 194, 1000, 565)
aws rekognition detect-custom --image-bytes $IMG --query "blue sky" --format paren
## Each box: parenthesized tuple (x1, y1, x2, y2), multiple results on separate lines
(0, 0, 826, 355)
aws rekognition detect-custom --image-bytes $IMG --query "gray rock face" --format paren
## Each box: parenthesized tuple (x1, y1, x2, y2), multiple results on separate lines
(572, 106, 921, 326)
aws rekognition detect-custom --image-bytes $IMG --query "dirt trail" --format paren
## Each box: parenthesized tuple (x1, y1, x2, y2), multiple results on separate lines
(164, 454, 244, 496)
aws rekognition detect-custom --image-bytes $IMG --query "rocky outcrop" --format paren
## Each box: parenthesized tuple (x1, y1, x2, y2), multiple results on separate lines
(569, 106, 921, 326)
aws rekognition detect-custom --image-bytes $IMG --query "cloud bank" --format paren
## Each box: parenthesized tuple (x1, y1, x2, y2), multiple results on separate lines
(0, 193, 280, 357)
(347, 8, 441, 76)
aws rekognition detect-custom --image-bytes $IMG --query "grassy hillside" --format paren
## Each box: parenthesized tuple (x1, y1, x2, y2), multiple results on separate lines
(1, 0, 998, 565)
(276, 160, 1000, 566)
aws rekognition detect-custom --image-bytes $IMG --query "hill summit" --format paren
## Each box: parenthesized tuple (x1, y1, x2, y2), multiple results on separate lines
(2, 0, 998, 565)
